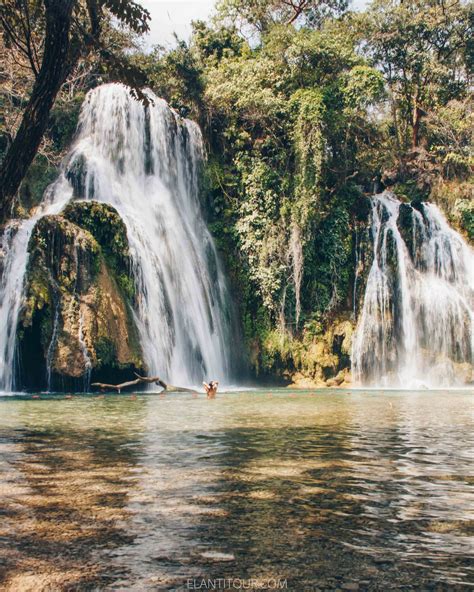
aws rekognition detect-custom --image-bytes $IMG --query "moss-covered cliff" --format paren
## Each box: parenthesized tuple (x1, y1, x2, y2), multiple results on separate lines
(253, 316, 354, 387)
(17, 201, 144, 391)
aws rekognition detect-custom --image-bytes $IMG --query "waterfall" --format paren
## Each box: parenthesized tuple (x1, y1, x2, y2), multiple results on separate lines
(78, 312, 92, 391)
(352, 192, 474, 388)
(0, 189, 69, 392)
(46, 306, 60, 391)
(0, 83, 233, 391)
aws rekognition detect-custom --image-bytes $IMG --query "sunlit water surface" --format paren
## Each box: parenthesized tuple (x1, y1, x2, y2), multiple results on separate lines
(0, 389, 472, 591)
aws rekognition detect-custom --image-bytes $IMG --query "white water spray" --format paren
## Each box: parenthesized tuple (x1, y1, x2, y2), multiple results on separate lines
(0, 185, 70, 392)
(46, 307, 60, 392)
(0, 83, 233, 391)
(352, 192, 474, 388)
(78, 312, 92, 391)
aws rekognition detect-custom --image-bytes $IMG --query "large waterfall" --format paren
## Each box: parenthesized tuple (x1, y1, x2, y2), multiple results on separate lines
(352, 192, 474, 388)
(0, 83, 233, 391)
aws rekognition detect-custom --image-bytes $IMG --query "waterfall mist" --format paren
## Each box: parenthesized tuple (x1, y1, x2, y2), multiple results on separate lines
(352, 192, 474, 388)
(0, 83, 234, 391)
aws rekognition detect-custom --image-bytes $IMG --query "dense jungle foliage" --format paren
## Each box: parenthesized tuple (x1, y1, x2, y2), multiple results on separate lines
(1, 0, 473, 380)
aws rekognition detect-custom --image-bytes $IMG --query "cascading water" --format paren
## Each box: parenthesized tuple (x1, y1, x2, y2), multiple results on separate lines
(0, 83, 233, 391)
(0, 191, 70, 392)
(352, 192, 474, 388)
(78, 312, 92, 391)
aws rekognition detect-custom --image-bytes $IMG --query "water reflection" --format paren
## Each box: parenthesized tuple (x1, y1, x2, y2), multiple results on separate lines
(0, 390, 472, 590)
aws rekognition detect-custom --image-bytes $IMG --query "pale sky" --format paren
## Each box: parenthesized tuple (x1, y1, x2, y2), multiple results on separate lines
(139, 1, 217, 49)
(138, 0, 369, 49)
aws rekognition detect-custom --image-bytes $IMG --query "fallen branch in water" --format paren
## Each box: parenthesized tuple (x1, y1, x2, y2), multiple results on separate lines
(91, 373, 198, 394)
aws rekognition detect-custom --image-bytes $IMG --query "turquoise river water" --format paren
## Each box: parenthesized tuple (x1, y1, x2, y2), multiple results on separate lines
(0, 389, 472, 591)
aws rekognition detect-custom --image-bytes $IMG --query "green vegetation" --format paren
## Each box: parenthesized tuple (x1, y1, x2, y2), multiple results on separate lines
(63, 201, 135, 298)
(138, 0, 471, 380)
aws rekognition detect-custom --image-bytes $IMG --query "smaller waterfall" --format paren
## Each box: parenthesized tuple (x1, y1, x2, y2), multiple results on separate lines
(46, 307, 60, 391)
(78, 312, 92, 391)
(0, 189, 70, 392)
(352, 192, 474, 388)
(352, 226, 364, 320)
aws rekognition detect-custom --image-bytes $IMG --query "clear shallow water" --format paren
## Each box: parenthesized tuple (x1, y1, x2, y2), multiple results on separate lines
(0, 389, 472, 591)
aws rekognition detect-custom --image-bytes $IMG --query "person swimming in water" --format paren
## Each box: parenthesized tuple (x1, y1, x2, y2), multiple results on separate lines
(203, 380, 219, 399)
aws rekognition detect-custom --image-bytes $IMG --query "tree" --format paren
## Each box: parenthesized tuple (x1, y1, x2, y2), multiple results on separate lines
(215, 0, 348, 37)
(129, 21, 245, 121)
(131, 38, 205, 120)
(0, 0, 150, 223)
(360, 0, 472, 151)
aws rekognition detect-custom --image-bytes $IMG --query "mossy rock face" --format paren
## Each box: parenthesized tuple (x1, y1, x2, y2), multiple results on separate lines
(17, 204, 145, 391)
(455, 198, 474, 243)
(62, 200, 135, 299)
(29, 215, 101, 293)
(427, 180, 473, 245)
(65, 154, 89, 198)
(255, 315, 355, 387)
(398, 202, 413, 231)
(352, 193, 372, 222)
(17, 157, 59, 216)
(397, 202, 415, 255)
(393, 180, 429, 203)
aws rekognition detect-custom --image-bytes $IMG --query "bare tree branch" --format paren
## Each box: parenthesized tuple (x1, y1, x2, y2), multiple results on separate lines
(91, 373, 199, 393)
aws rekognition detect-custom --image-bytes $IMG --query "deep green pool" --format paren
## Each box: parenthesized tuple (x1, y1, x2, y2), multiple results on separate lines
(0, 389, 472, 590)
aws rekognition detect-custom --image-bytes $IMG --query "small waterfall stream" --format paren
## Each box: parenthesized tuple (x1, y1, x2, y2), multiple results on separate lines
(78, 312, 92, 391)
(0, 193, 69, 392)
(46, 307, 60, 391)
(0, 83, 233, 391)
(352, 192, 474, 388)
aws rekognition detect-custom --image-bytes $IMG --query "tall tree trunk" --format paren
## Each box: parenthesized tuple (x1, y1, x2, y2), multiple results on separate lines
(412, 100, 422, 149)
(0, 0, 75, 223)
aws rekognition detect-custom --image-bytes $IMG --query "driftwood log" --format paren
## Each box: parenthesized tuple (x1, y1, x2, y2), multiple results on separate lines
(91, 373, 198, 394)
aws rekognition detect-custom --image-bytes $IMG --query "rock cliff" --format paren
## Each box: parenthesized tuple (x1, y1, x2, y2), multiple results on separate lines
(17, 201, 144, 391)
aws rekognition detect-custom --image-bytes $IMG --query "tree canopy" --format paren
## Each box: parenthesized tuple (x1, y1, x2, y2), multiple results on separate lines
(0, 0, 150, 221)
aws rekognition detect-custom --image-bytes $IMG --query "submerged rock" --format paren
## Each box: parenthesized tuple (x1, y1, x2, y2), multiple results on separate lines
(17, 201, 145, 391)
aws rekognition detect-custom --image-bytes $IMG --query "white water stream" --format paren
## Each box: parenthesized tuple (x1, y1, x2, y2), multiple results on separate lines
(0, 83, 232, 391)
(352, 192, 474, 388)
